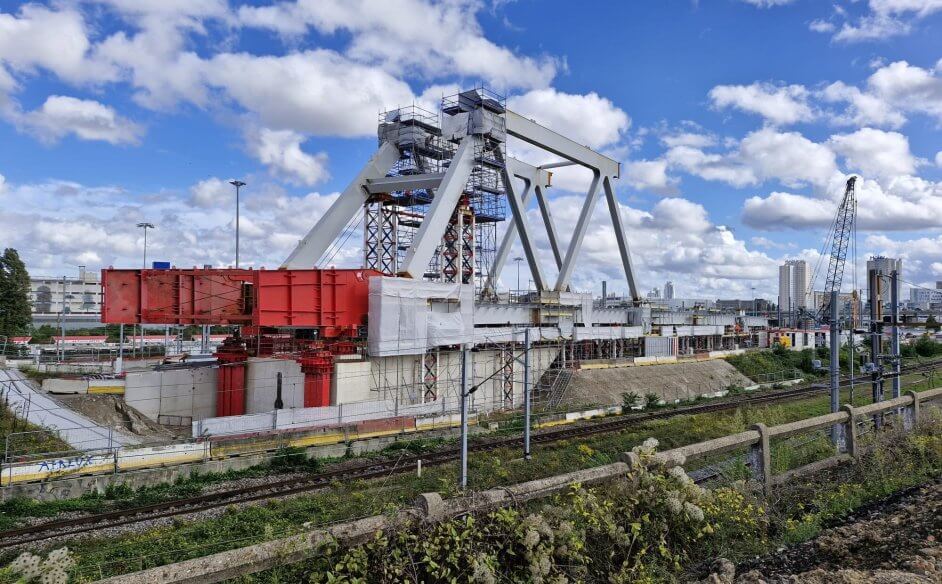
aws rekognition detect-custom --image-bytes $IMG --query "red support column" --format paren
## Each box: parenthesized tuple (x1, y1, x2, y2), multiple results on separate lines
(298, 350, 334, 407)
(214, 337, 249, 416)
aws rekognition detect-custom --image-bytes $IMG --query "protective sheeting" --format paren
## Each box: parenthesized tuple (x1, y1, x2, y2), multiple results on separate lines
(573, 326, 645, 341)
(473, 326, 572, 345)
(368, 277, 474, 356)
(741, 316, 769, 328)
(559, 292, 593, 326)
(644, 336, 676, 358)
(660, 325, 725, 337)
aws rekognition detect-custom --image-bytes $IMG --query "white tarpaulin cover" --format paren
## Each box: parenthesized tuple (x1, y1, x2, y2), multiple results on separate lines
(368, 277, 474, 356)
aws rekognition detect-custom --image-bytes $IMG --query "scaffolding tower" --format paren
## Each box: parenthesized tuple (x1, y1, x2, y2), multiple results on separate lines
(363, 89, 507, 293)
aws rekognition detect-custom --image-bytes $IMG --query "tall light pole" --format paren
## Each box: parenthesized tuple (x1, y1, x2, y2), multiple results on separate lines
(229, 180, 246, 268)
(136, 222, 155, 268)
(136, 222, 154, 356)
(513, 256, 523, 302)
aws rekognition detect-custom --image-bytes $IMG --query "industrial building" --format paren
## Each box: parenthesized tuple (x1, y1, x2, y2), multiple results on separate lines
(28, 266, 103, 329)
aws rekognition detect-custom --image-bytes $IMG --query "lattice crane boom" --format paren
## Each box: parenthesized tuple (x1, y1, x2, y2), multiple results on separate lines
(819, 176, 857, 323)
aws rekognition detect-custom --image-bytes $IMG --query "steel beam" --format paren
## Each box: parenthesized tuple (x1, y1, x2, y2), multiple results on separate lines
(399, 137, 478, 280)
(539, 160, 577, 170)
(499, 150, 546, 291)
(485, 176, 531, 295)
(486, 159, 555, 294)
(505, 110, 620, 177)
(282, 141, 400, 268)
(602, 174, 640, 301)
(554, 171, 601, 291)
(365, 173, 445, 194)
(534, 185, 563, 268)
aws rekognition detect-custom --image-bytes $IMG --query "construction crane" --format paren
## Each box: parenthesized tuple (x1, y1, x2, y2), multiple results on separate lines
(811, 175, 858, 325)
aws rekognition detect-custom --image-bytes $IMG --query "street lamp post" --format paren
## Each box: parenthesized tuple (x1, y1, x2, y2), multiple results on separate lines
(136, 222, 154, 268)
(136, 222, 154, 356)
(229, 180, 246, 268)
(513, 256, 523, 302)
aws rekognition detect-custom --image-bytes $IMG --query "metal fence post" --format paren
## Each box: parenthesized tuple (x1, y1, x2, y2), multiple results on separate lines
(841, 404, 858, 458)
(891, 271, 901, 399)
(748, 423, 771, 496)
(460, 346, 470, 490)
(523, 328, 532, 460)
(829, 291, 843, 447)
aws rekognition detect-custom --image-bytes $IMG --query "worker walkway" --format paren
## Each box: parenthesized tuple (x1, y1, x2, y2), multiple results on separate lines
(0, 368, 140, 453)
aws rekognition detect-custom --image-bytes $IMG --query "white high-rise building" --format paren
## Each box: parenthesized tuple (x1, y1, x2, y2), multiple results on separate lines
(663, 281, 674, 300)
(778, 260, 808, 316)
(867, 256, 902, 309)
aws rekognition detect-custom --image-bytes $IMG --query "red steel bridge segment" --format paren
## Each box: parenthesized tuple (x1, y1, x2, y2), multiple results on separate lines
(101, 267, 378, 415)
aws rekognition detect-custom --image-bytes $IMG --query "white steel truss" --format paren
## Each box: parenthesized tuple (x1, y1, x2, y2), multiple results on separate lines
(282, 89, 640, 301)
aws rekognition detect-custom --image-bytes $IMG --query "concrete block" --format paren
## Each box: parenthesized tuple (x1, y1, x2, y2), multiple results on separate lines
(415, 492, 444, 520)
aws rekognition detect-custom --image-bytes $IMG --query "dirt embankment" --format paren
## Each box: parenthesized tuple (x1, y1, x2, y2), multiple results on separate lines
(698, 481, 942, 583)
(57, 394, 185, 442)
(564, 359, 754, 407)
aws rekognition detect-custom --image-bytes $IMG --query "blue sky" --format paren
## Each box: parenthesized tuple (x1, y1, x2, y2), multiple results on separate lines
(1, 0, 941, 301)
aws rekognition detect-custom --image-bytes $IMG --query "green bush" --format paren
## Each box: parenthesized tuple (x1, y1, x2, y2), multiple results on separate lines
(644, 392, 664, 408)
(621, 392, 641, 409)
(913, 335, 942, 358)
(301, 439, 768, 584)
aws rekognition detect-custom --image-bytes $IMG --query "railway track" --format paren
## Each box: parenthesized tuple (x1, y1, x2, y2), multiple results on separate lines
(2, 361, 936, 548)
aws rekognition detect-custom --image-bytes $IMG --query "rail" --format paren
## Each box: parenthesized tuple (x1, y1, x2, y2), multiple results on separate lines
(92, 387, 942, 584)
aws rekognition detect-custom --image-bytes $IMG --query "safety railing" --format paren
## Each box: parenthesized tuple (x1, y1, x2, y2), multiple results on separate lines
(656, 387, 942, 495)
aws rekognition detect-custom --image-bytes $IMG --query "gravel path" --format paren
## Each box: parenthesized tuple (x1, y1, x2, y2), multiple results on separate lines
(697, 480, 942, 583)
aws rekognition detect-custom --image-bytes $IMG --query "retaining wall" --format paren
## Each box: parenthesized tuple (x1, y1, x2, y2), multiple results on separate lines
(0, 424, 483, 501)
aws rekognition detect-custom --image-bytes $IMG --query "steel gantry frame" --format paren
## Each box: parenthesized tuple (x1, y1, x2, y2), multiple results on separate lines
(282, 88, 641, 301)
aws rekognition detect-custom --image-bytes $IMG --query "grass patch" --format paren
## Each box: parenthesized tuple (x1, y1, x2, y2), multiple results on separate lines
(726, 346, 819, 381)
(0, 407, 70, 461)
(233, 412, 942, 583)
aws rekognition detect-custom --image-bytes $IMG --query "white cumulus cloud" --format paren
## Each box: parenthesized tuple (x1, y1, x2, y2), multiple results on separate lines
(247, 128, 329, 187)
(820, 0, 942, 43)
(709, 82, 815, 125)
(238, 0, 558, 90)
(509, 88, 630, 151)
(623, 159, 679, 196)
(190, 177, 232, 209)
(13, 95, 143, 145)
(828, 128, 918, 178)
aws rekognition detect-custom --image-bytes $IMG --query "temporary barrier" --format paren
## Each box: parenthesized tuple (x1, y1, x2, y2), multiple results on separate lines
(1, 453, 114, 486)
(116, 443, 208, 471)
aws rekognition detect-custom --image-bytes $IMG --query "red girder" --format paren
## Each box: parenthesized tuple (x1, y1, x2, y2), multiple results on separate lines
(101, 267, 378, 338)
